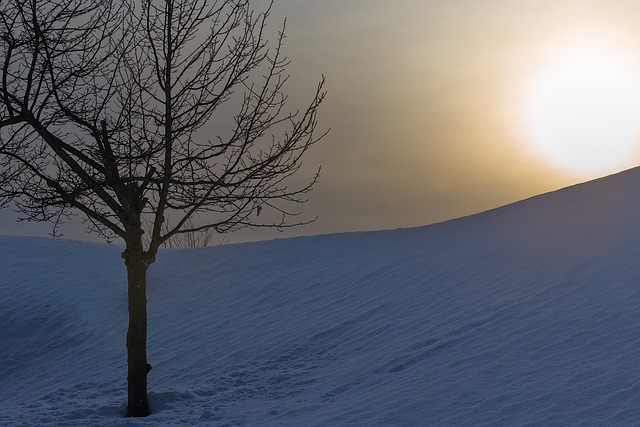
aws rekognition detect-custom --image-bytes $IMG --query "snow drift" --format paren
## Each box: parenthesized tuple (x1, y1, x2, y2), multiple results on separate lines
(2, 167, 640, 426)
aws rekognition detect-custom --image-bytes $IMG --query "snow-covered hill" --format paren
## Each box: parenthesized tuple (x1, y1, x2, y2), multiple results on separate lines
(2, 167, 640, 426)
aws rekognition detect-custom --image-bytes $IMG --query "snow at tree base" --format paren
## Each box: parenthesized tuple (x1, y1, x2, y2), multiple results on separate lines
(2, 167, 640, 426)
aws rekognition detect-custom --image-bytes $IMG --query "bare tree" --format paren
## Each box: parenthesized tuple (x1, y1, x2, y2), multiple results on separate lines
(153, 218, 229, 248)
(0, 0, 326, 417)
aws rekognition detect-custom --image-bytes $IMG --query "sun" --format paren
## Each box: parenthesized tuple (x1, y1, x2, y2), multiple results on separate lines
(523, 48, 640, 176)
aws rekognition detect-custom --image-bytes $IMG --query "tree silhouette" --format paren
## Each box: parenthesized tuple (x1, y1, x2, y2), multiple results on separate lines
(0, 0, 326, 417)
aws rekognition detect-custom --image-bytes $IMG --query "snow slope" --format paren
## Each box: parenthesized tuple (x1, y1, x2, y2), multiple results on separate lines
(2, 167, 640, 426)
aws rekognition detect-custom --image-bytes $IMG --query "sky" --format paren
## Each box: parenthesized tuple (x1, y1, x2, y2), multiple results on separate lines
(3, 0, 640, 243)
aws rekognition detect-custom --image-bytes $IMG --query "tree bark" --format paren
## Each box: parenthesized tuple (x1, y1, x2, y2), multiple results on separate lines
(123, 234, 150, 417)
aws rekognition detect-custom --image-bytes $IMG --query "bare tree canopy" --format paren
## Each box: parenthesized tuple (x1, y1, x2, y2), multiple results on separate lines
(0, 0, 326, 247)
(0, 0, 326, 417)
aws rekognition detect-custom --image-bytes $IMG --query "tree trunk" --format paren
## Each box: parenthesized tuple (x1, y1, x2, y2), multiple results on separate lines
(123, 235, 150, 417)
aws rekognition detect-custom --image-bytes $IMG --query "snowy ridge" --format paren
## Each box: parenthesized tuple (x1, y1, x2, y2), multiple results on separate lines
(2, 167, 640, 425)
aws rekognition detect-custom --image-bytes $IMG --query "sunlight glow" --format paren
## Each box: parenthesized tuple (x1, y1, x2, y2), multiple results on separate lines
(524, 48, 640, 176)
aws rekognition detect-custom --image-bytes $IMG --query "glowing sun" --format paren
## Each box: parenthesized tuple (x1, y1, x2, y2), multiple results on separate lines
(524, 49, 640, 176)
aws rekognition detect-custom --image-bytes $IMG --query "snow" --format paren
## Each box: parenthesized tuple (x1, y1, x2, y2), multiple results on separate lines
(2, 167, 640, 425)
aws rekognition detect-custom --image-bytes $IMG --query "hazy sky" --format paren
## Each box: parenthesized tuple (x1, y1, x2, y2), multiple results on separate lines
(4, 0, 640, 243)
